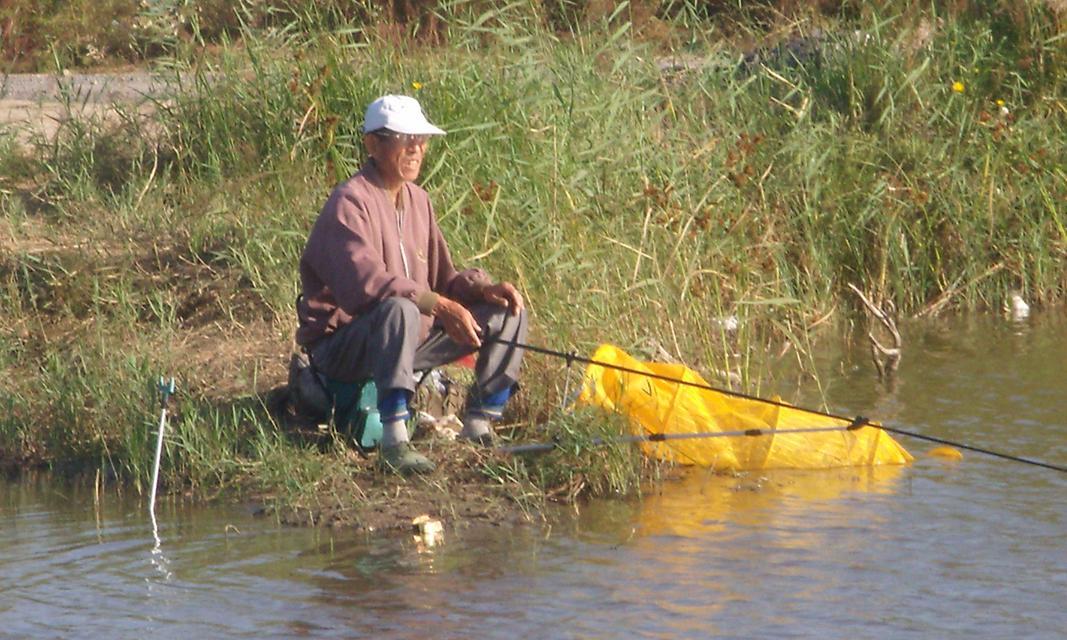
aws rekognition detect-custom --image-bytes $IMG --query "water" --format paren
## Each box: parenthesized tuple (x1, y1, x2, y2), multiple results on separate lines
(3, 314, 1066, 639)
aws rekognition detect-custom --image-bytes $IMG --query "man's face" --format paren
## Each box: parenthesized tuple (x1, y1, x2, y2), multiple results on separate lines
(365, 131, 430, 185)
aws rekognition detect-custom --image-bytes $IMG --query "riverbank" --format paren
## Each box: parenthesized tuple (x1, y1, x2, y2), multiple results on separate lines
(6, 309, 1067, 638)
(1, 2, 1064, 529)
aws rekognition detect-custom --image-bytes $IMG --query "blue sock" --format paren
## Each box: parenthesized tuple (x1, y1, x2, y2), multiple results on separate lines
(378, 388, 411, 423)
(467, 385, 512, 420)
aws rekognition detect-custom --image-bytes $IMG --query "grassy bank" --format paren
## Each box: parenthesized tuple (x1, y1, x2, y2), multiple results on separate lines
(1, 1, 1064, 526)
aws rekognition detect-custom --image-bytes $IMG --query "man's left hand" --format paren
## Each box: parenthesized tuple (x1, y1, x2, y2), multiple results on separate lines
(483, 282, 524, 316)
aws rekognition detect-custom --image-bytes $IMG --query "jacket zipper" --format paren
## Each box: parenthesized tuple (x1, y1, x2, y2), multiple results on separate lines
(396, 202, 410, 278)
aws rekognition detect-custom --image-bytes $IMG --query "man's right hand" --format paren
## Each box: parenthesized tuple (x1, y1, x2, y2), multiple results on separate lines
(433, 296, 482, 348)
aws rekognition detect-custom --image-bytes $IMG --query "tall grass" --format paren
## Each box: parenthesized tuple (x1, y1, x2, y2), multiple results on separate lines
(156, 2, 1063, 324)
(1, 2, 1064, 505)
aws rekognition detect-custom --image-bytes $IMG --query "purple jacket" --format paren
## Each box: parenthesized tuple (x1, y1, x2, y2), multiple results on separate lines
(296, 164, 490, 346)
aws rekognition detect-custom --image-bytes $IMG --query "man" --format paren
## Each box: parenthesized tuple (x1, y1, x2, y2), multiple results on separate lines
(296, 95, 528, 474)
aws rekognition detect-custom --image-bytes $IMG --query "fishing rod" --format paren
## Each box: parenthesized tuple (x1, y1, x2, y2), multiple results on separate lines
(499, 420, 869, 455)
(876, 424, 1067, 474)
(485, 337, 1067, 474)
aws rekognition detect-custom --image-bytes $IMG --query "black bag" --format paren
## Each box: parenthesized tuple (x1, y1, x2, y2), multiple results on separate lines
(287, 351, 332, 423)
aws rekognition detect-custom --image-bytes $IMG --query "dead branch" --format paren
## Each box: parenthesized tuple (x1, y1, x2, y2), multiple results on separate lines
(847, 283, 902, 381)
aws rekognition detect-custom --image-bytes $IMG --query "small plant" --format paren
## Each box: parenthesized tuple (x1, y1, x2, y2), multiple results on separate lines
(523, 408, 649, 500)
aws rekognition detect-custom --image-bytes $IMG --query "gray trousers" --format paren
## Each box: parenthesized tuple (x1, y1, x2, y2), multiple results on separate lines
(309, 297, 528, 400)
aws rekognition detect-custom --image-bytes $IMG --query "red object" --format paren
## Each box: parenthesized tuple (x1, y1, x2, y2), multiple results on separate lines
(454, 353, 477, 369)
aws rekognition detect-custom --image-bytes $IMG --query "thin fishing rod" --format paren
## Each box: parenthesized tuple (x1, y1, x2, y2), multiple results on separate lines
(498, 422, 867, 455)
(485, 336, 1067, 475)
(876, 424, 1067, 473)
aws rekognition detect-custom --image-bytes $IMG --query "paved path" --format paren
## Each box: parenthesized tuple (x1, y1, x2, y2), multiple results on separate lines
(2, 72, 166, 102)
(1, 72, 167, 143)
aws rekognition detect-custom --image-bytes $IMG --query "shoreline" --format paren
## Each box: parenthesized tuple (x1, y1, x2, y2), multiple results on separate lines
(2, 5, 1063, 529)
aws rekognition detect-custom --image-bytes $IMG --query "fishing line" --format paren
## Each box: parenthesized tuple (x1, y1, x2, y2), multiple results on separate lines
(485, 337, 1067, 474)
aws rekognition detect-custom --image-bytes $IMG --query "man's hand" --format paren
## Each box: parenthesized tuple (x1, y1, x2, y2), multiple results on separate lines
(482, 282, 524, 316)
(434, 296, 482, 348)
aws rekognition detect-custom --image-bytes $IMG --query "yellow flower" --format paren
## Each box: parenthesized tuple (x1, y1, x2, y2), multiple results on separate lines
(996, 99, 1005, 107)
(952, 81, 965, 93)
(411, 81, 423, 91)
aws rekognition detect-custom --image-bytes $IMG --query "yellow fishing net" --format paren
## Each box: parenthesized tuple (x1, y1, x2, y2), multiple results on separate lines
(577, 344, 912, 470)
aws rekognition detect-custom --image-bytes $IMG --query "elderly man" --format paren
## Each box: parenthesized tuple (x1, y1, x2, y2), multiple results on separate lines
(295, 95, 528, 474)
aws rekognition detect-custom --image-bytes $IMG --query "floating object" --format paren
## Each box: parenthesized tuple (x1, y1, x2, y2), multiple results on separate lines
(578, 344, 912, 470)
(1007, 292, 1030, 321)
(412, 515, 444, 547)
(928, 446, 963, 460)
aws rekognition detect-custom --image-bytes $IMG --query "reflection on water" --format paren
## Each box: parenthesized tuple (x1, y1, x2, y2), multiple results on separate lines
(633, 465, 906, 539)
(2, 314, 1067, 638)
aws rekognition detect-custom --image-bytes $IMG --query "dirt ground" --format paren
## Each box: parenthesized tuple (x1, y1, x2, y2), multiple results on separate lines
(265, 430, 544, 533)
(261, 356, 546, 533)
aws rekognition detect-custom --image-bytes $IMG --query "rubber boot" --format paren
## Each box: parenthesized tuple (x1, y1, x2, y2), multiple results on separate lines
(379, 442, 435, 475)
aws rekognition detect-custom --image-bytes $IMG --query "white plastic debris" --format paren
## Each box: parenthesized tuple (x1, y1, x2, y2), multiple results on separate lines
(429, 369, 448, 396)
(1008, 292, 1030, 322)
(415, 411, 459, 440)
(412, 515, 444, 547)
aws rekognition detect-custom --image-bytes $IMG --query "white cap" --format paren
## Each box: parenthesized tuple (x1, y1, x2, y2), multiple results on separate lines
(363, 95, 446, 136)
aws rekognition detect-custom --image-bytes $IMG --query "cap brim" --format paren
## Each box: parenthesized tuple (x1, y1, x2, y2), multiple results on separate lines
(388, 122, 447, 136)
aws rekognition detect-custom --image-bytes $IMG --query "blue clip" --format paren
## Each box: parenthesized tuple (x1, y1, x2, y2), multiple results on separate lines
(157, 376, 176, 405)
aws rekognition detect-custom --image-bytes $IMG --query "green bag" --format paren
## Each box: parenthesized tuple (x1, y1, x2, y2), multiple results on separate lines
(327, 379, 384, 451)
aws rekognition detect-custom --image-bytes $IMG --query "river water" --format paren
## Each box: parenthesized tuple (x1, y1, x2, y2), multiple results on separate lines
(3, 313, 1066, 639)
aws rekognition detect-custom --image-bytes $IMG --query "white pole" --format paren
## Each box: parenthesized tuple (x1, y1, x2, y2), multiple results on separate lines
(148, 378, 175, 520)
(148, 404, 168, 517)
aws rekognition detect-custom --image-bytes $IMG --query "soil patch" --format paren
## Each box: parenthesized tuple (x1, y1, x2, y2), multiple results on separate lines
(262, 428, 542, 533)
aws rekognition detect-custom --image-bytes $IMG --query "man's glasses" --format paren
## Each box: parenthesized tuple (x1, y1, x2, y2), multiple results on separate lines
(373, 130, 431, 147)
